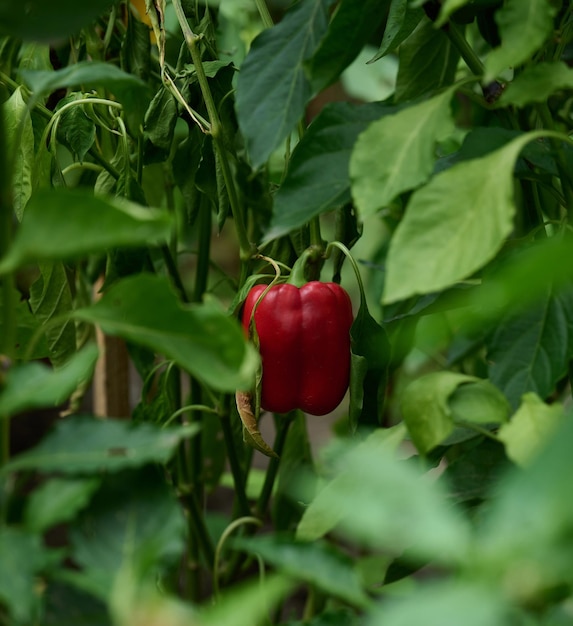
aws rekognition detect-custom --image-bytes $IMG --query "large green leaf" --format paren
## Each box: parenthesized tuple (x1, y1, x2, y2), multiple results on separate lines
(235, 0, 333, 168)
(2, 415, 199, 475)
(498, 393, 564, 467)
(73, 274, 259, 392)
(69, 467, 186, 600)
(487, 286, 573, 409)
(499, 61, 573, 108)
(266, 101, 394, 242)
(0, 344, 99, 418)
(0, 286, 49, 359)
(394, 17, 460, 102)
(350, 86, 455, 217)
(233, 535, 371, 609)
(484, 0, 558, 82)
(0, 188, 173, 273)
(382, 133, 535, 304)
(0, 0, 117, 41)
(306, 0, 390, 92)
(296, 425, 470, 564)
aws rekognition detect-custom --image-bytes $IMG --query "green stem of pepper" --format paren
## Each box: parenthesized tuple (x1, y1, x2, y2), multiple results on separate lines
(325, 241, 367, 308)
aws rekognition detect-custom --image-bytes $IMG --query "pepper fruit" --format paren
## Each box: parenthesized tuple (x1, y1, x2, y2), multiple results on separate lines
(242, 281, 353, 416)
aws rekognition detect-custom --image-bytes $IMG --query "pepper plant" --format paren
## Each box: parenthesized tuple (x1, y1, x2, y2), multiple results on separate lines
(1, 0, 573, 624)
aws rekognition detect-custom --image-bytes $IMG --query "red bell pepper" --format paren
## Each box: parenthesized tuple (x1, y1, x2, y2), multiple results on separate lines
(242, 281, 353, 416)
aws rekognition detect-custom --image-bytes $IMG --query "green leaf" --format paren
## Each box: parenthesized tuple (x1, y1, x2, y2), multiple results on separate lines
(369, 0, 424, 61)
(2, 415, 199, 475)
(73, 274, 259, 392)
(0, 527, 53, 624)
(22, 62, 149, 129)
(498, 393, 564, 467)
(120, 9, 151, 81)
(401, 372, 475, 454)
(436, 0, 474, 27)
(306, 0, 390, 92)
(382, 133, 536, 304)
(0, 286, 49, 359)
(296, 424, 470, 564)
(0, 0, 118, 41)
(266, 101, 394, 242)
(487, 286, 573, 409)
(0, 344, 99, 418)
(499, 61, 573, 108)
(24, 476, 101, 533)
(143, 87, 178, 165)
(394, 17, 460, 102)
(199, 574, 295, 626)
(349, 300, 391, 429)
(43, 583, 111, 626)
(55, 93, 96, 162)
(29, 262, 76, 367)
(484, 0, 558, 82)
(365, 581, 509, 626)
(235, 0, 333, 168)
(0, 188, 173, 273)
(296, 425, 407, 543)
(233, 535, 371, 609)
(350, 87, 455, 217)
(69, 467, 186, 600)
(4, 86, 34, 220)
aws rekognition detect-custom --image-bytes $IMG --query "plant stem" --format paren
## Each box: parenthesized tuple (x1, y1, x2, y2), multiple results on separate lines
(255, 414, 293, 518)
(219, 403, 251, 517)
(171, 0, 254, 262)
(444, 21, 484, 76)
(254, 0, 274, 28)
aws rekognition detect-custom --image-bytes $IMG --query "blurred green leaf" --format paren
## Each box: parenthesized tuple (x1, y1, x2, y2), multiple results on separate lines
(394, 17, 460, 102)
(382, 133, 535, 304)
(484, 0, 558, 82)
(487, 286, 573, 409)
(0, 189, 173, 273)
(0, 0, 117, 41)
(43, 583, 111, 626)
(234, 535, 371, 609)
(297, 424, 470, 563)
(296, 425, 407, 542)
(266, 101, 394, 242)
(306, 0, 389, 92)
(365, 581, 509, 626)
(498, 393, 564, 467)
(200, 574, 295, 626)
(2, 415, 199, 475)
(0, 527, 53, 624)
(235, 0, 333, 168)
(350, 86, 455, 217)
(73, 274, 259, 392)
(69, 467, 186, 600)
(499, 61, 573, 108)
(0, 344, 99, 418)
(0, 286, 49, 359)
(24, 476, 101, 533)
